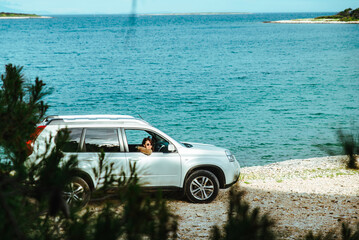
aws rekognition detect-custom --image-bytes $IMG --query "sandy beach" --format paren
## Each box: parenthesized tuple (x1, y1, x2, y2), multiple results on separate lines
(166, 156, 359, 239)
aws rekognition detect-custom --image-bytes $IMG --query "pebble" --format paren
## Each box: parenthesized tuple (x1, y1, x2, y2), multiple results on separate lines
(169, 156, 359, 240)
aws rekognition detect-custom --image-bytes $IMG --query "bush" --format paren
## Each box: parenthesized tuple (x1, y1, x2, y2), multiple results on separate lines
(338, 8, 353, 17)
(303, 222, 359, 240)
(351, 8, 359, 19)
(315, 15, 341, 19)
(0, 64, 178, 239)
(210, 189, 276, 240)
(317, 129, 359, 170)
(337, 130, 359, 169)
(314, 8, 359, 21)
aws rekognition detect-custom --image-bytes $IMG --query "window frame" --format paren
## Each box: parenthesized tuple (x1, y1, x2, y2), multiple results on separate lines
(57, 127, 84, 153)
(120, 127, 176, 153)
(78, 128, 124, 153)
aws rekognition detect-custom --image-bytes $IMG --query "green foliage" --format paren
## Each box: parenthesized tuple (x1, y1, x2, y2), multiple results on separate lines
(337, 130, 359, 169)
(303, 230, 335, 240)
(210, 189, 276, 240)
(92, 149, 116, 192)
(0, 64, 76, 239)
(0, 64, 178, 240)
(341, 222, 359, 240)
(61, 165, 178, 240)
(0, 12, 39, 17)
(117, 166, 178, 240)
(317, 129, 359, 170)
(351, 9, 359, 19)
(338, 8, 353, 17)
(315, 15, 342, 19)
(0, 64, 49, 178)
(314, 8, 359, 21)
(303, 222, 359, 240)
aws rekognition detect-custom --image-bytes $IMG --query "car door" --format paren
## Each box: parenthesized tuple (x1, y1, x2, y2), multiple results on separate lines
(121, 128, 182, 187)
(77, 128, 128, 187)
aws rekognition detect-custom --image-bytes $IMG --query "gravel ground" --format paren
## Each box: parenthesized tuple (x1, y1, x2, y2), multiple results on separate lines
(168, 156, 359, 240)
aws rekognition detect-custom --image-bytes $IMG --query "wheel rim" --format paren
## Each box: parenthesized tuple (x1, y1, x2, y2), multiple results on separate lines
(63, 181, 85, 205)
(190, 176, 214, 201)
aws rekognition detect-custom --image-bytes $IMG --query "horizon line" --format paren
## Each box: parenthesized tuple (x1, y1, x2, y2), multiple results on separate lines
(41, 11, 339, 16)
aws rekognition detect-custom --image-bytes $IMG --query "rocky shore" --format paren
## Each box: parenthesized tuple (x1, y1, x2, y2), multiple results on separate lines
(168, 156, 359, 239)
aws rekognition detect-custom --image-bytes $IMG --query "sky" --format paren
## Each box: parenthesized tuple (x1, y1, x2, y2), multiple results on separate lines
(0, 0, 358, 15)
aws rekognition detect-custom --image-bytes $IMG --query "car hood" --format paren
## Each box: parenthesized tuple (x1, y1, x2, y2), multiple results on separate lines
(181, 142, 226, 153)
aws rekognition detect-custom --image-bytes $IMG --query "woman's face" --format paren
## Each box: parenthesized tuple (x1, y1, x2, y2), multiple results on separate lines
(144, 140, 152, 150)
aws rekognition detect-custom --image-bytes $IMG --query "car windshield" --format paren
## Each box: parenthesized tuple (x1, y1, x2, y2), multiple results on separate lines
(163, 134, 186, 147)
(182, 142, 193, 148)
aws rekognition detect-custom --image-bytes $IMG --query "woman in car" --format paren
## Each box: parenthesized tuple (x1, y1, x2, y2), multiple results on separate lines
(136, 137, 153, 155)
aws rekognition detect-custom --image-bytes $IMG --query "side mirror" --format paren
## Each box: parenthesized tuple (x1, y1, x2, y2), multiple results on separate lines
(168, 144, 175, 152)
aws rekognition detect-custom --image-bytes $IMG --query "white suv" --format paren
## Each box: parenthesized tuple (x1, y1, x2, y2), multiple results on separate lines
(28, 115, 240, 204)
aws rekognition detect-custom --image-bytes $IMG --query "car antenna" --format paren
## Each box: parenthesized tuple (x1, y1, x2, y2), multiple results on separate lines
(138, 114, 144, 120)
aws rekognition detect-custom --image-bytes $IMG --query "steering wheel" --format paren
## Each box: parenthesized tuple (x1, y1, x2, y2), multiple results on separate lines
(154, 141, 167, 152)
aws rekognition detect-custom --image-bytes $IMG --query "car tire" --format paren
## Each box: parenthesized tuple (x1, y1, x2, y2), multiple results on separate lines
(63, 176, 91, 207)
(185, 170, 219, 203)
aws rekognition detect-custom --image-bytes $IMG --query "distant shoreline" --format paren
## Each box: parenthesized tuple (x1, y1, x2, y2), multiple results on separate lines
(0, 16, 52, 19)
(139, 12, 251, 16)
(0, 12, 52, 19)
(265, 18, 359, 24)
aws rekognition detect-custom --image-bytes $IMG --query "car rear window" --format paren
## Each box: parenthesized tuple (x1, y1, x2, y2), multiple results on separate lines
(84, 128, 120, 152)
(61, 128, 82, 152)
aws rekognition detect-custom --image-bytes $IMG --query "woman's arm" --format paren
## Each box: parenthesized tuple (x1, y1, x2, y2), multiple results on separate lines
(136, 146, 152, 155)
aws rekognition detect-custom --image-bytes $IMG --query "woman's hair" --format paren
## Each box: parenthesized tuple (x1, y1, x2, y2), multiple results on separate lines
(142, 136, 152, 147)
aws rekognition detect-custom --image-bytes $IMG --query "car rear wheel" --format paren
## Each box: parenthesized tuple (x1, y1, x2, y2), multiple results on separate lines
(63, 176, 91, 207)
(185, 170, 219, 203)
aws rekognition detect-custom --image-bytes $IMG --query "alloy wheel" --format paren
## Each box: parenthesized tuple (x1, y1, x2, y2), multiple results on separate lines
(63, 181, 85, 204)
(190, 176, 215, 201)
(63, 177, 90, 207)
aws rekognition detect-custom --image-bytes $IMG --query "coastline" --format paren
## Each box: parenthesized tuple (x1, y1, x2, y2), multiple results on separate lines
(265, 18, 359, 24)
(0, 16, 52, 19)
(165, 156, 359, 239)
(139, 12, 251, 16)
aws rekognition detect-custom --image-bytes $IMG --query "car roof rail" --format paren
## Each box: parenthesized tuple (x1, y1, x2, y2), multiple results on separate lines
(48, 115, 135, 120)
(42, 115, 148, 125)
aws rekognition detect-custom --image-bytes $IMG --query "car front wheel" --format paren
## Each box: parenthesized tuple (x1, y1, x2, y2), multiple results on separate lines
(185, 170, 219, 203)
(63, 176, 91, 207)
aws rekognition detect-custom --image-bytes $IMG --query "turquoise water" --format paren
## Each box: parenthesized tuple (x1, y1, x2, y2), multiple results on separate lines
(1, 13, 358, 166)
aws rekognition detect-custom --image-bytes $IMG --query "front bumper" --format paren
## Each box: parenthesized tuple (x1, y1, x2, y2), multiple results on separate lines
(224, 173, 240, 188)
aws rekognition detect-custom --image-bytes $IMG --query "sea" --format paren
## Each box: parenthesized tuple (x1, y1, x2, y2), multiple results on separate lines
(1, 13, 358, 167)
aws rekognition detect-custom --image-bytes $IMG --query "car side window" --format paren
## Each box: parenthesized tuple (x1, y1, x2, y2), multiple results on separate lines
(125, 130, 149, 152)
(124, 129, 171, 153)
(84, 128, 120, 152)
(61, 128, 82, 152)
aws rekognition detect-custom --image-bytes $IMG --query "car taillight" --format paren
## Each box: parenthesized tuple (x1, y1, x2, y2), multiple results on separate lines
(26, 125, 46, 155)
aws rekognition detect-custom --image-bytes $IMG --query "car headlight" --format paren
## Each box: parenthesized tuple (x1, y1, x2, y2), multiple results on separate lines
(225, 150, 236, 162)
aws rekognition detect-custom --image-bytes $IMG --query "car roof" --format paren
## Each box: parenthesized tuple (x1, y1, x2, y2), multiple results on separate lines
(43, 115, 151, 126)
(46, 115, 135, 120)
